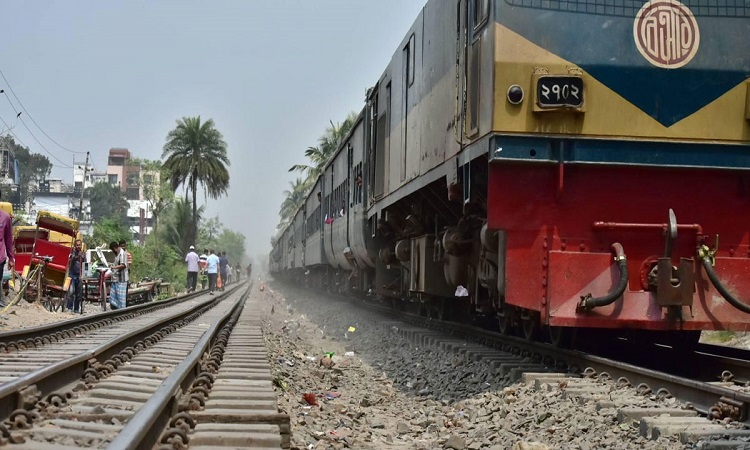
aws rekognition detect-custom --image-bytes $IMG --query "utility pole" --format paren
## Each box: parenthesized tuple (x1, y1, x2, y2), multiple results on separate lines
(78, 151, 90, 222)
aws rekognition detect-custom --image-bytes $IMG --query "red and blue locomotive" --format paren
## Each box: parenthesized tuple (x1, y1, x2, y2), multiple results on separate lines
(271, 0, 750, 345)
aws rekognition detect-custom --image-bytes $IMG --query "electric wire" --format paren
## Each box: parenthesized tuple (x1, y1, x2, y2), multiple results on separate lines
(0, 67, 85, 154)
(0, 114, 70, 170)
(1, 93, 72, 168)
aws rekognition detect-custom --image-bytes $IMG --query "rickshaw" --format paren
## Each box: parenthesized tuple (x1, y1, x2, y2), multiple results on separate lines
(21, 211, 79, 309)
(14, 226, 50, 275)
(83, 246, 114, 312)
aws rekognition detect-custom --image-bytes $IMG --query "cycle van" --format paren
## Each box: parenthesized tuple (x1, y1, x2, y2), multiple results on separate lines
(24, 211, 79, 304)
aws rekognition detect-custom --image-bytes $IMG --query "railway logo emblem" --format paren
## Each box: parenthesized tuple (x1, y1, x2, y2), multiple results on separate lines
(633, 0, 700, 69)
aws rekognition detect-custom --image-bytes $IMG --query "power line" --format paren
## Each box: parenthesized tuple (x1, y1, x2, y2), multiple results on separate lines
(1, 93, 72, 168)
(0, 67, 85, 154)
(0, 114, 70, 171)
(0, 113, 28, 151)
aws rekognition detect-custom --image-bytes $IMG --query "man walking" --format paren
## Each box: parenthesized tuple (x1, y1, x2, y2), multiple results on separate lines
(219, 251, 229, 291)
(0, 193, 13, 308)
(199, 249, 208, 290)
(67, 239, 85, 313)
(109, 241, 129, 309)
(206, 249, 220, 294)
(185, 245, 199, 292)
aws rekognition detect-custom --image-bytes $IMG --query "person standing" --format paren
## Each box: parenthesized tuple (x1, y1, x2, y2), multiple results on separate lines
(199, 249, 208, 290)
(0, 195, 13, 308)
(219, 251, 229, 291)
(108, 241, 129, 309)
(206, 249, 220, 294)
(119, 239, 132, 296)
(119, 239, 133, 267)
(185, 245, 199, 292)
(67, 239, 85, 313)
(226, 263, 233, 285)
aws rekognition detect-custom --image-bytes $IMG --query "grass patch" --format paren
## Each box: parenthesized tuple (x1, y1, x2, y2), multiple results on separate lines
(703, 330, 737, 343)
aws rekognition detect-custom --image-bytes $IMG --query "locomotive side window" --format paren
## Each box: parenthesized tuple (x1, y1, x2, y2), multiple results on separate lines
(473, 0, 489, 31)
(404, 34, 415, 88)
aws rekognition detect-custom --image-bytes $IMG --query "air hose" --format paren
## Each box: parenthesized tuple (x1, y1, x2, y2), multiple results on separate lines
(577, 243, 628, 312)
(700, 252, 750, 314)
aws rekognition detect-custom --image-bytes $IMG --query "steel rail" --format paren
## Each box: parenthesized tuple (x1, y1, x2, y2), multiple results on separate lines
(388, 305, 750, 424)
(280, 283, 750, 426)
(0, 282, 246, 422)
(0, 289, 205, 350)
(107, 282, 253, 450)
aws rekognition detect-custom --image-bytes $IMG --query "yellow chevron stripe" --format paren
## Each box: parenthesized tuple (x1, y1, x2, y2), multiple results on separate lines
(492, 23, 750, 143)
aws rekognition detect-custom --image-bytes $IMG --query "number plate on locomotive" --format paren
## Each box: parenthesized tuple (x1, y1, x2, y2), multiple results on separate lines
(536, 76, 584, 108)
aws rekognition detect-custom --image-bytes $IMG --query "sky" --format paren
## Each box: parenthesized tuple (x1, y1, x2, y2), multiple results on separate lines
(0, 0, 426, 259)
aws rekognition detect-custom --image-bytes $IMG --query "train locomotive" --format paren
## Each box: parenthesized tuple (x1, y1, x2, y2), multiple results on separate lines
(271, 0, 750, 346)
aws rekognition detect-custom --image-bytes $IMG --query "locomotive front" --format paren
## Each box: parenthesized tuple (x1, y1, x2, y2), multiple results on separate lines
(485, 0, 750, 336)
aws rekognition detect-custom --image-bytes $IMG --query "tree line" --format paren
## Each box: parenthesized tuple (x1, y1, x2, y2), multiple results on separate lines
(277, 111, 358, 234)
(0, 116, 244, 291)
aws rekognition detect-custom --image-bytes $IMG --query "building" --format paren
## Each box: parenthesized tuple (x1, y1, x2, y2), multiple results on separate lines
(24, 147, 158, 242)
(105, 148, 155, 241)
(73, 159, 96, 192)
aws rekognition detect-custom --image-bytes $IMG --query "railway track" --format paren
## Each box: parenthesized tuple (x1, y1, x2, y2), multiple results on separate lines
(383, 304, 750, 422)
(275, 284, 750, 445)
(0, 282, 289, 449)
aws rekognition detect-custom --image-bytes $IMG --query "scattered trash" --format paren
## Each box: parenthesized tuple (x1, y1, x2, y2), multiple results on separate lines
(344, 351, 355, 357)
(455, 285, 469, 297)
(320, 353, 334, 368)
(325, 392, 341, 400)
(347, 326, 356, 332)
(303, 393, 318, 406)
(273, 377, 287, 392)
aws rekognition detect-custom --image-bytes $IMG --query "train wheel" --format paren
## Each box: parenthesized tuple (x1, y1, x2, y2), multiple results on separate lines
(522, 314, 540, 341)
(548, 326, 575, 348)
(497, 309, 513, 335)
(428, 298, 442, 320)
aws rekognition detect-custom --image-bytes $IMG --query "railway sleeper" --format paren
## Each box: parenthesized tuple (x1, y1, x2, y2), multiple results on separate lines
(155, 288, 290, 450)
(0, 290, 241, 448)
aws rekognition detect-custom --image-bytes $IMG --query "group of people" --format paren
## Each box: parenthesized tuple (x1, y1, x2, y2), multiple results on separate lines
(65, 239, 130, 313)
(184, 247, 243, 294)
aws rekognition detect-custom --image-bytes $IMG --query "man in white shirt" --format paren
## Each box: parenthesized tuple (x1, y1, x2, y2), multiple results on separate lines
(185, 246, 199, 292)
(206, 249, 220, 295)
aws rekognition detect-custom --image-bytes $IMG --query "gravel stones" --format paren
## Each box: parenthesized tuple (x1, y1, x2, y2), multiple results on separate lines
(259, 283, 694, 449)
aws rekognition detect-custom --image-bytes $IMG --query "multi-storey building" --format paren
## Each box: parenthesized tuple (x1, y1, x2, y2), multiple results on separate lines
(105, 148, 154, 241)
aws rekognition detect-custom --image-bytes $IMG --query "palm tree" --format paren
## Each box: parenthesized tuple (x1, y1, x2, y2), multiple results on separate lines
(162, 116, 229, 246)
(288, 112, 358, 182)
(164, 198, 203, 255)
(279, 177, 309, 223)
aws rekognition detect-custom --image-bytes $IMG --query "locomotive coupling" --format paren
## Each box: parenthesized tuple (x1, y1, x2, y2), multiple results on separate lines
(577, 243, 628, 312)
